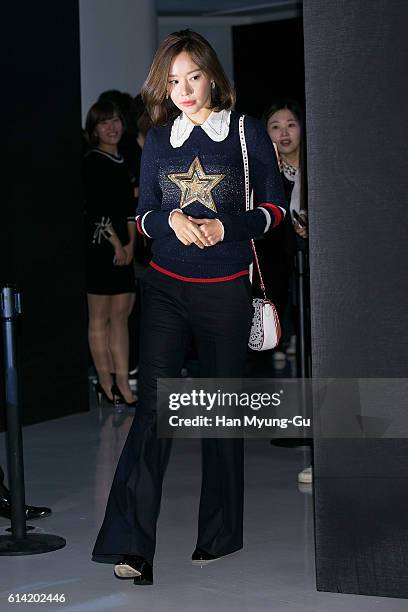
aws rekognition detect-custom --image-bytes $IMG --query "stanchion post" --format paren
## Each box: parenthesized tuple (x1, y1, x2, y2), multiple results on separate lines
(1, 285, 27, 539)
(0, 284, 66, 555)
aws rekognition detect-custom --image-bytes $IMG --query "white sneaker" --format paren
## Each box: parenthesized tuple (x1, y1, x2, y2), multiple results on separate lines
(286, 335, 297, 355)
(298, 466, 313, 484)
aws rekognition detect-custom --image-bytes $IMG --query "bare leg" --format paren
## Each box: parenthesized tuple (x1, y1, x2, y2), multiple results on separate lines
(87, 293, 114, 399)
(106, 324, 115, 374)
(108, 292, 135, 375)
(128, 292, 136, 316)
(109, 293, 136, 403)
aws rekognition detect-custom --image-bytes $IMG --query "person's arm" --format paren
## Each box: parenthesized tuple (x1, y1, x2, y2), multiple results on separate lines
(123, 179, 137, 264)
(123, 221, 136, 264)
(216, 117, 287, 243)
(135, 130, 178, 239)
(98, 222, 128, 265)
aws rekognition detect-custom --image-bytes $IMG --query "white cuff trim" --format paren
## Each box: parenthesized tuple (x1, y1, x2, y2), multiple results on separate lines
(168, 208, 183, 229)
(258, 207, 272, 233)
(141, 211, 153, 238)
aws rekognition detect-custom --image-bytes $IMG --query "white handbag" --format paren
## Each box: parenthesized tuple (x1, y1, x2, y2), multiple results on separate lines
(238, 115, 281, 351)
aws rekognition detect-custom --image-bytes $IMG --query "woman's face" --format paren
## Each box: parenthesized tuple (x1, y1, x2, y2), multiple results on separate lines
(94, 115, 123, 148)
(167, 51, 212, 124)
(267, 109, 301, 157)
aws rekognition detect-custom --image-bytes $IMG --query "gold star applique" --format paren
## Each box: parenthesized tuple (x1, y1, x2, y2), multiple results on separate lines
(168, 156, 225, 213)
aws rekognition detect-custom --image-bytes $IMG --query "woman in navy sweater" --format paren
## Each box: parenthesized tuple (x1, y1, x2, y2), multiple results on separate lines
(92, 30, 286, 585)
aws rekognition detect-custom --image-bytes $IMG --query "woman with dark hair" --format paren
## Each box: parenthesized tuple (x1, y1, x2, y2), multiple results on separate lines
(264, 99, 307, 240)
(92, 30, 287, 585)
(264, 99, 312, 483)
(83, 100, 137, 406)
(259, 99, 308, 361)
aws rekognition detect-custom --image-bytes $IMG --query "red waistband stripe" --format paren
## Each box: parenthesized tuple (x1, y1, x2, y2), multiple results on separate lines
(150, 262, 249, 283)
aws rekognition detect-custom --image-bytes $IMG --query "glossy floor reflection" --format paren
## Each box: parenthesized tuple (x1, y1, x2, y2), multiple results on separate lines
(0, 393, 407, 611)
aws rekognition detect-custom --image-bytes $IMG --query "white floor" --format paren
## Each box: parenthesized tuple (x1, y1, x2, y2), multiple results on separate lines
(0, 395, 407, 612)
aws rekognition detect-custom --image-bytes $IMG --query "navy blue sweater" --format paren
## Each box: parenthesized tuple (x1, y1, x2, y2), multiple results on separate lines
(136, 111, 287, 281)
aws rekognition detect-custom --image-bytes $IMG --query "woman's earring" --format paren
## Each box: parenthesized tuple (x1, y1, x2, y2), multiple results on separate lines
(165, 93, 169, 100)
(211, 81, 215, 89)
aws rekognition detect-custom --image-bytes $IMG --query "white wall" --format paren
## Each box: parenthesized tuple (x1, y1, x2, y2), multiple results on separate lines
(79, 0, 157, 124)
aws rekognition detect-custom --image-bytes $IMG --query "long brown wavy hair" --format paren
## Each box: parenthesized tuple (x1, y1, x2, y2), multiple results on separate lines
(142, 30, 235, 127)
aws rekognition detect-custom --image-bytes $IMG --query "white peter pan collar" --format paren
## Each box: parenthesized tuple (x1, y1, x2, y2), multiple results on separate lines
(170, 109, 231, 148)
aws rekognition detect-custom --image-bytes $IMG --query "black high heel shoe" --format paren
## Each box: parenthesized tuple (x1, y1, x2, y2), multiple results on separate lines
(0, 491, 51, 520)
(112, 383, 137, 407)
(94, 382, 115, 405)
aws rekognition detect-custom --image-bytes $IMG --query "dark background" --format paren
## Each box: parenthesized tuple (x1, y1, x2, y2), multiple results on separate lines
(233, 18, 305, 117)
(2, 0, 88, 429)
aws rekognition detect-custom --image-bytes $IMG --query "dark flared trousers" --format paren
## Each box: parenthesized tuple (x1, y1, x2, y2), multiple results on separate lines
(93, 267, 253, 565)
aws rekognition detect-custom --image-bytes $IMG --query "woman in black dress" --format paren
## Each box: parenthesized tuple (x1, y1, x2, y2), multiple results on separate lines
(83, 100, 137, 405)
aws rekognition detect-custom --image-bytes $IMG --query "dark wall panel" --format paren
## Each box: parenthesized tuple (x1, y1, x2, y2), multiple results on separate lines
(2, 1, 88, 428)
(233, 18, 305, 118)
(303, 0, 408, 598)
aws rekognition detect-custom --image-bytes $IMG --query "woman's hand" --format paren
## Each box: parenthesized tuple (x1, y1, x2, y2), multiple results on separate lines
(170, 212, 209, 249)
(188, 218, 224, 246)
(293, 223, 308, 239)
(113, 244, 128, 265)
(123, 242, 134, 265)
(293, 210, 308, 239)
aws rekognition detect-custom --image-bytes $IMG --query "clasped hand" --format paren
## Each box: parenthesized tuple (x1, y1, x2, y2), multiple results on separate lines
(114, 243, 133, 265)
(171, 213, 223, 249)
